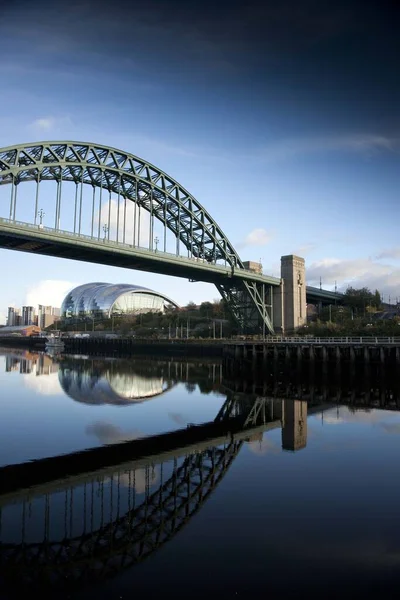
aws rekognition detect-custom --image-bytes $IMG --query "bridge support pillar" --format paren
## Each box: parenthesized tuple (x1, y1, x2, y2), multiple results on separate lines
(280, 255, 307, 333)
(272, 280, 285, 334)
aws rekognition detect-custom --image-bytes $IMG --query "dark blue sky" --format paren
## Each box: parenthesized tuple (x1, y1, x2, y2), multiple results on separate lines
(0, 0, 399, 317)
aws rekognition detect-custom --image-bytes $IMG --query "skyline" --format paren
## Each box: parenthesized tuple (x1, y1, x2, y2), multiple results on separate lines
(0, 0, 399, 324)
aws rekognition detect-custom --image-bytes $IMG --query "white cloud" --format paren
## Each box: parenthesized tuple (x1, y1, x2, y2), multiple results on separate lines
(376, 247, 400, 260)
(247, 434, 280, 455)
(291, 243, 316, 257)
(25, 280, 77, 309)
(258, 133, 400, 163)
(118, 468, 158, 494)
(28, 115, 73, 133)
(306, 257, 400, 299)
(238, 228, 274, 248)
(85, 421, 144, 445)
(23, 372, 63, 395)
(323, 407, 400, 426)
(93, 198, 150, 246)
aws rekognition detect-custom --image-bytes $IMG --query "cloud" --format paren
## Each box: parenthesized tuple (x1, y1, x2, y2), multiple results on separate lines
(93, 198, 150, 246)
(117, 467, 158, 494)
(247, 434, 280, 455)
(25, 280, 78, 309)
(168, 412, 187, 425)
(323, 407, 400, 426)
(237, 228, 274, 248)
(379, 423, 400, 435)
(23, 372, 63, 395)
(376, 248, 400, 260)
(306, 257, 400, 299)
(85, 421, 144, 445)
(291, 243, 316, 257)
(28, 115, 73, 133)
(258, 133, 400, 163)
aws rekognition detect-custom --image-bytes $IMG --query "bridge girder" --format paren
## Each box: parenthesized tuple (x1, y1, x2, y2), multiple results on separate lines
(0, 390, 272, 590)
(0, 141, 275, 333)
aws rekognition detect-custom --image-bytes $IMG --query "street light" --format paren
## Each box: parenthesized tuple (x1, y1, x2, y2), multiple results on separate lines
(37, 208, 45, 227)
(103, 224, 109, 240)
(154, 236, 159, 252)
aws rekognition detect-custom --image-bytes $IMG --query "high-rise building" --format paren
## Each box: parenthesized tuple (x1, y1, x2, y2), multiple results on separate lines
(38, 305, 60, 328)
(22, 306, 35, 326)
(7, 307, 21, 326)
(7, 307, 16, 327)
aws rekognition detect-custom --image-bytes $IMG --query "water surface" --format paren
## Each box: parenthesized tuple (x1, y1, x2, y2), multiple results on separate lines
(1, 348, 399, 598)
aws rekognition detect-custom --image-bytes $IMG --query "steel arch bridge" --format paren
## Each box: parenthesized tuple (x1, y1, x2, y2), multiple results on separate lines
(0, 395, 271, 593)
(0, 141, 279, 333)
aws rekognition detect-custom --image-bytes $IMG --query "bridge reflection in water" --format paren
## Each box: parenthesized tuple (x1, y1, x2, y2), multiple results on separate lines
(0, 359, 313, 595)
(0, 353, 398, 596)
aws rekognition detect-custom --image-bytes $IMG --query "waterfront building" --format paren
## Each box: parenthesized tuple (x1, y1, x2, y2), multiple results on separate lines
(61, 283, 179, 320)
(0, 325, 41, 337)
(38, 305, 60, 328)
(22, 306, 35, 326)
(7, 307, 21, 327)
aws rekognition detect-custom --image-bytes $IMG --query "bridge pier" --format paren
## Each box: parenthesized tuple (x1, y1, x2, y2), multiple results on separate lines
(272, 255, 306, 333)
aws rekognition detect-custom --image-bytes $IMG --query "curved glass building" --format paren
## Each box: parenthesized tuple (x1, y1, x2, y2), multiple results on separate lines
(61, 282, 179, 319)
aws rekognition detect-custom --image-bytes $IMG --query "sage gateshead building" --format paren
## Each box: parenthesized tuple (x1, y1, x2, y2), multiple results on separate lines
(61, 282, 179, 320)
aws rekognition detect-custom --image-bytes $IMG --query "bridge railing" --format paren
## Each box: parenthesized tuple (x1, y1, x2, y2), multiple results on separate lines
(259, 336, 400, 344)
(0, 217, 280, 281)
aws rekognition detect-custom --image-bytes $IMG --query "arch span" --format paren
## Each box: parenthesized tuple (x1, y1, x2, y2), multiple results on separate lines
(0, 141, 276, 332)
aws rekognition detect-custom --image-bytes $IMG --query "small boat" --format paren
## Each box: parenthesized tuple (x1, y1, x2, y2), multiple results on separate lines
(45, 334, 65, 352)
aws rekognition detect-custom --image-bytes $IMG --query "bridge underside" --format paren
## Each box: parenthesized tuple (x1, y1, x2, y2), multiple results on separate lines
(0, 141, 342, 334)
(0, 222, 277, 333)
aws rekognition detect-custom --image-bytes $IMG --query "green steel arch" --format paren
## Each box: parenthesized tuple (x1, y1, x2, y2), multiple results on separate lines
(0, 141, 241, 265)
(0, 141, 275, 332)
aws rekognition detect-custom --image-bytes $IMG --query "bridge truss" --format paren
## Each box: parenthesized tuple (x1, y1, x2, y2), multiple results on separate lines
(0, 393, 271, 592)
(0, 141, 277, 332)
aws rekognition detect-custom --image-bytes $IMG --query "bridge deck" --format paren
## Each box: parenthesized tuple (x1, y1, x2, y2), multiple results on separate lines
(0, 217, 280, 286)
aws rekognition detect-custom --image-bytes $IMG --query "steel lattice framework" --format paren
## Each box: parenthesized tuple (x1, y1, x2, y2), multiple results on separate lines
(0, 391, 271, 592)
(0, 141, 277, 332)
(0, 442, 242, 591)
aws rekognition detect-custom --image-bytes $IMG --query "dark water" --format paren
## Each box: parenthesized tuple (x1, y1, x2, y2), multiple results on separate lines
(1, 348, 400, 599)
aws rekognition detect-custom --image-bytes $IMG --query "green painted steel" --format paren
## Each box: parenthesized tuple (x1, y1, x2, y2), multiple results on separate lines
(0, 141, 242, 267)
(0, 141, 279, 332)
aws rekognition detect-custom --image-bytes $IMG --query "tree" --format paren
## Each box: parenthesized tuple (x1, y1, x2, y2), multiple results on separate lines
(343, 286, 381, 312)
(199, 301, 213, 317)
(185, 301, 197, 311)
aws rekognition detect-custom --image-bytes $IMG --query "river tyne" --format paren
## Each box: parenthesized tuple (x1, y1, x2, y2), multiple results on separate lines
(0, 347, 400, 598)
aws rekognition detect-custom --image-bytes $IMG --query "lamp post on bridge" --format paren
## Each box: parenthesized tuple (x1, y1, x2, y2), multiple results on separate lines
(37, 208, 45, 228)
(154, 236, 159, 252)
(103, 224, 108, 241)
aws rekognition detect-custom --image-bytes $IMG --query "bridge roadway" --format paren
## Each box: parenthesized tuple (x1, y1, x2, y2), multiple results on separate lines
(0, 217, 279, 286)
(0, 401, 333, 507)
(0, 217, 341, 302)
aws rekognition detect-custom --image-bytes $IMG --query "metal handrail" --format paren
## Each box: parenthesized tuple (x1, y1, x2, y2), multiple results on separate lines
(257, 336, 400, 344)
(0, 216, 279, 280)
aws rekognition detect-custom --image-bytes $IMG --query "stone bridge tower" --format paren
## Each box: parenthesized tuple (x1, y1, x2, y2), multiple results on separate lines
(273, 255, 306, 333)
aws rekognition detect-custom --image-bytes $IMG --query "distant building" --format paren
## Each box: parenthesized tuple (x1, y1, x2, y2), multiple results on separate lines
(22, 306, 35, 326)
(7, 307, 16, 327)
(243, 261, 263, 275)
(7, 307, 21, 327)
(0, 325, 41, 337)
(61, 283, 179, 320)
(38, 305, 60, 328)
